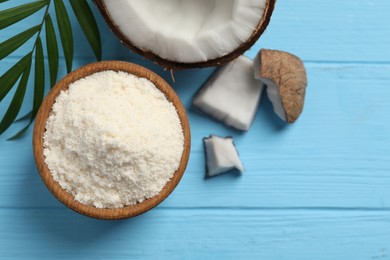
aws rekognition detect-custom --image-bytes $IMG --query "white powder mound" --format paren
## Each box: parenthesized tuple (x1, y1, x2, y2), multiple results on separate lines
(103, 0, 266, 63)
(43, 71, 184, 209)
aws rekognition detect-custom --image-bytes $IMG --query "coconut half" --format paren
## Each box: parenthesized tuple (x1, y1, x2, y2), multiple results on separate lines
(95, 0, 276, 69)
(254, 49, 307, 123)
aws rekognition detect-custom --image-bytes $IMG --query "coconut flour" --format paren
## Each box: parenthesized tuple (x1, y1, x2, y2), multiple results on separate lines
(43, 70, 184, 208)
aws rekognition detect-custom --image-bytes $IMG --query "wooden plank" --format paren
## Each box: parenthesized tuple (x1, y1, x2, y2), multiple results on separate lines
(0, 63, 389, 209)
(1, 1, 389, 259)
(0, 208, 389, 259)
(1, 0, 389, 62)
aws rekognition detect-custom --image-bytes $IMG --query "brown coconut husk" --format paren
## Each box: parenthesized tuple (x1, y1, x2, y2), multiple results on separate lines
(258, 49, 307, 123)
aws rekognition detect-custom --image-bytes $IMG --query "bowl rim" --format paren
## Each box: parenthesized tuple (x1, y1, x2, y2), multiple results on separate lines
(33, 61, 191, 220)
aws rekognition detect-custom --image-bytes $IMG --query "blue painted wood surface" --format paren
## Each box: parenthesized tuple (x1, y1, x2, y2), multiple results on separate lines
(1, 0, 390, 259)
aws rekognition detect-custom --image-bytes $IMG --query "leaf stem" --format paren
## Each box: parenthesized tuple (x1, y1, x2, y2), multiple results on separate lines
(31, 1, 51, 53)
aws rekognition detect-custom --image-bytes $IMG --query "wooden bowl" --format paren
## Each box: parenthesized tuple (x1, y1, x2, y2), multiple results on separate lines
(33, 61, 191, 220)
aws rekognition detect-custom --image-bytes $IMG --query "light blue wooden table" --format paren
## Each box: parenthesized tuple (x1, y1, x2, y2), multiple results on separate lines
(1, 1, 390, 259)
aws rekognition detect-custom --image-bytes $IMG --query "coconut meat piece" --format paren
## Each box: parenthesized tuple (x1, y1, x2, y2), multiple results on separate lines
(193, 56, 264, 131)
(254, 49, 308, 123)
(204, 135, 244, 178)
(102, 0, 267, 63)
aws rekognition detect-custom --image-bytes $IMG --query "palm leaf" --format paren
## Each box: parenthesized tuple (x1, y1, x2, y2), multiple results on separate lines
(0, 25, 40, 60)
(0, 0, 48, 30)
(14, 111, 32, 123)
(32, 37, 45, 120)
(0, 54, 32, 102)
(45, 14, 59, 88)
(7, 37, 44, 140)
(0, 53, 32, 135)
(70, 0, 102, 61)
(6, 123, 31, 140)
(54, 0, 73, 73)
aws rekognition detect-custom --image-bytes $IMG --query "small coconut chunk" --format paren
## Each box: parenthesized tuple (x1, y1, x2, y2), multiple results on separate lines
(193, 56, 264, 131)
(203, 135, 244, 178)
(254, 49, 307, 123)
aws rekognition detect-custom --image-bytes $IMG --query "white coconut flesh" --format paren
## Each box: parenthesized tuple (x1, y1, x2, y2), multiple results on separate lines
(204, 135, 244, 178)
(103, 0, 267, 63)
(193, 56, 264, 131)
(253, 54, 286, 121)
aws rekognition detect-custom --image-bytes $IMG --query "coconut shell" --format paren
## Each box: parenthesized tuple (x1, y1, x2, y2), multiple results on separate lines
(94, 0, 276, 70)
(258, 49, 307, 123)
